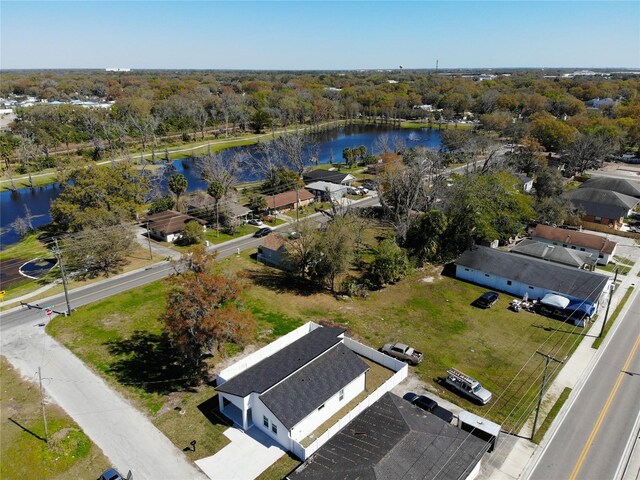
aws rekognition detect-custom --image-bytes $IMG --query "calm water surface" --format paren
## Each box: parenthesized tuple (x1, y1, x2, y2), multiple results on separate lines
(0, 125, 442, 249)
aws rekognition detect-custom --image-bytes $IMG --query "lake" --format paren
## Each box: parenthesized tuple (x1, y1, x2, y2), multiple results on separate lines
(0, 125, 442, 249)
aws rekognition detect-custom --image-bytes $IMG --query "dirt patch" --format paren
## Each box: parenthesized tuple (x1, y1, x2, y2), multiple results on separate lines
(421, 276, 435, 283)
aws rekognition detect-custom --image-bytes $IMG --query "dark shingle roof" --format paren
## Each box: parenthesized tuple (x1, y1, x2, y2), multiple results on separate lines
(564, 188, 639, 220)
(303, 169, 353, 184)
(289, 393, 487, 480)
(581, 177, 640, 198)
(456, 246, 609, 302)
(216, 326, 344, 398)
(261, 344, 369, 430)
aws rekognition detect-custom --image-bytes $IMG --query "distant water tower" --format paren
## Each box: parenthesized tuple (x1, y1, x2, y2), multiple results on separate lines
(399, 65, 404, 74)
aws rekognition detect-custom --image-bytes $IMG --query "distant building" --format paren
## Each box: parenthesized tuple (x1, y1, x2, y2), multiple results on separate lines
(303, 169, 355, 186)
(511, 239, 596, 269)
(305, 181, 348, 202)
(580, 178, 640, 198)
(265, 189, 315, 212)
(145, 210, 207, 243)
(105, 68, 131, 72)
(564, 188, 639, 229)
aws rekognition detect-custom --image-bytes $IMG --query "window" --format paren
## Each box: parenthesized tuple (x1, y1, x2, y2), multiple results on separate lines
(599, 254, 604, 259)
(272, 423, 278, 434)
(318, 403, 325, 411)
(339, 389, 344, 401)
(263, 416, 269, 428)
(507, 280, 512, 286)
(562, 244, 567, 247)
(484, 273, 490, 277)
(595, 216, 602, 222)
(464, 268, 469, 271)
(571, 246, 576, 249)
(580, 248, 585, 251)
(529, 286, 534, 289)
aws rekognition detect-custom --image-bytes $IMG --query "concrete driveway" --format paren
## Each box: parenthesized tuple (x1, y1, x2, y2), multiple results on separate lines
(1, 319, 206, 480)
(196, 426, 286, 480)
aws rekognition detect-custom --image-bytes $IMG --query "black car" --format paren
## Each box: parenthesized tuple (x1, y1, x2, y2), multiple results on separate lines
(253, 227, 272, 238)
(403, 392, 454, 423)
(475, 291, 500, 309)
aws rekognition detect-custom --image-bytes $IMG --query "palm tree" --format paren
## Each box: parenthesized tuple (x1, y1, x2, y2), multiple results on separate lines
(207, 180, 225, 236)
(168, 173, 188, 211)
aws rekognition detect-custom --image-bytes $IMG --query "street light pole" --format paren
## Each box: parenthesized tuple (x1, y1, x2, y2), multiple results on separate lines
(531, 350, 564, 440)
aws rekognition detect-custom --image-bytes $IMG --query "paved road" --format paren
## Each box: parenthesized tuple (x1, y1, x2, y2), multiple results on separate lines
(528, 290, 640, 480)
(1, 195, 379, 333)
(1, 323, 207, 479)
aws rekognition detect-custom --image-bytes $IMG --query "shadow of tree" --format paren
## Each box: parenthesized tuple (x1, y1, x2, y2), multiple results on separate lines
(197, 394, 234, 428)
(246, 270, 324, 296)
(105, 331, 204, 394)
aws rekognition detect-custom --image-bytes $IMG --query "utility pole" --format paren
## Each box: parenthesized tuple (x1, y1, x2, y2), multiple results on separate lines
(38, 367, 49, 444)
(145, 221, 153, 260)
(599, 268, 619, 338)
(52, 238, 72, 316)
(531, 351, 564, 440)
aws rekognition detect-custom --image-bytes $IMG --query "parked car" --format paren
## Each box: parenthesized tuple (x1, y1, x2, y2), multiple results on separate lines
(248, 219, 264, 227)
(403, 392, 454, 423)
(99, 468, 124, 480)
(347, 186, 360, 195)
(444, 368, 492, 405)
(253, 227, 272, 238)
(361, 180, 376, 191)
(381, 342, 423, 365)
(475, 291, 500, 309)
(358, 186, 369, 194)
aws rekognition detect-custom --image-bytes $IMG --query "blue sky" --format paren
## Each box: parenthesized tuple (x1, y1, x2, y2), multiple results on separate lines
(1, 1, 639, 69)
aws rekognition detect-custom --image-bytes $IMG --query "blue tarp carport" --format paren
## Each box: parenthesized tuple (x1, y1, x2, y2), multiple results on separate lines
(565, 299, 596, 318)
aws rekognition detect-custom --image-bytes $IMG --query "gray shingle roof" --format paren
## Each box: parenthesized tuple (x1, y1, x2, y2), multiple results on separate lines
(581, 178, 640, 198)
(216, 326, 344, 398)
(456, 246, 609, 302)
(564, 188, 639, 220)
(289, 393, 487, 480)
(261, 344, 369, 430)
(512, 239, 596, 267)
(303, 169, 353, 184)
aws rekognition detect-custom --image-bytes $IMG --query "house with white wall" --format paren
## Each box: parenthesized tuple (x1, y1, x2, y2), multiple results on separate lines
(455, 246, 611, 324)
(215, 322, 407, 459)
(531, 224, 617, 265)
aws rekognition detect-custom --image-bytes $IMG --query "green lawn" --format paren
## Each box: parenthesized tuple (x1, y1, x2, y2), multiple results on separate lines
(0, 357, 109, 480)
(597, 256, 635, 275)
(0, 232, 50, 262)
(46, 221, 591, 456)
(592, 287, 634, 349)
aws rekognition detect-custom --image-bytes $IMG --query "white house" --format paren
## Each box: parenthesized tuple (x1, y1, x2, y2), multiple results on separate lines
(305, 181, 348, 202)
(456, 246, 611, 323)
(216, 322, 407, 458)
(531, 224, 617, 265)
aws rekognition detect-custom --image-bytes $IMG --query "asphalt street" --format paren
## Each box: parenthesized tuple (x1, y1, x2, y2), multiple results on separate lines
(529, 291, 640, 480)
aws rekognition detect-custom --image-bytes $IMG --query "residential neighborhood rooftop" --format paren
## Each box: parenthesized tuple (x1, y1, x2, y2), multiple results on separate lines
(265, 189, 315, 209)
(531, 224, 617, 253)
(305, 181, 349, 193)
(580, 177, 640, 198)
(512, 238, 596, 267)
(261, 233, 286, 251)
(144, 210, 207, 234)
(564, 188, 639, 219)
(456, 246, 609, 302)
(216, 326, 345, 397)
(303, 169, 355, 184)
(260, 343, 369, 430)
(289, 393, 487, 480)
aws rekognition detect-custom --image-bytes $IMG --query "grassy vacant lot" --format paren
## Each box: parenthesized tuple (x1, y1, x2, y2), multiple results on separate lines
(0, 357, 109, 480)
(46, 217, 591, 464)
